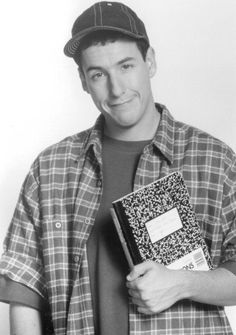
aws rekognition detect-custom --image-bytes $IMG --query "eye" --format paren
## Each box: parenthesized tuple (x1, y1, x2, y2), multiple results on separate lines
(91, 71, 105, 81)
(121, 63, 134, 71)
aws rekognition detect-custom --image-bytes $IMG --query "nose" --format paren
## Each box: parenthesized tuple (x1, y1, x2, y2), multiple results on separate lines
(108, 73, 125, 98)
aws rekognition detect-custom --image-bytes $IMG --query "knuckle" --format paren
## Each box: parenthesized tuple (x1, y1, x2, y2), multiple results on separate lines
(146, 299, 157, 310)
(128, 289, 133, 296)
(150, 303, 159, 314)
(136, 281, 145, 291)
(140, 291, 148, 301)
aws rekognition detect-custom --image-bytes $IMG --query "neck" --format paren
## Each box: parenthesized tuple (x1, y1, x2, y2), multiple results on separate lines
(104, 104, 160, 141)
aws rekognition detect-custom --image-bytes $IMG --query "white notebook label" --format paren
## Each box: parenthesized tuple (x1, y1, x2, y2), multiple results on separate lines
(145, 207, 182, 244)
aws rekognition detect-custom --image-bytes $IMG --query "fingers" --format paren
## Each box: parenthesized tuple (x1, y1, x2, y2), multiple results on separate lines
(129, 296, 160, 315)
(130, 297, 146, 308)
(128, 291, 171, 315)
(127, 288, 141, 299)
(126, 261, 156, 295)
(127, 284, 151, 303)
(126, 261, 177, 315)
(127, 260, 154, 281)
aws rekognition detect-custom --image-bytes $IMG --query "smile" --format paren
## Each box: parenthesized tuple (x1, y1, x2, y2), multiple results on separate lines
(109, 97, 135, 108)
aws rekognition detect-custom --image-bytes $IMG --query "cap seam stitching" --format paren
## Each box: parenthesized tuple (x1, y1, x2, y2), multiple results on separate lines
(126, 7, 138, 35)
(121, 4, 133, 33)
(98, 2, 103, 26)
(129, 12, 138, 35)
(93, 4, 97, 26)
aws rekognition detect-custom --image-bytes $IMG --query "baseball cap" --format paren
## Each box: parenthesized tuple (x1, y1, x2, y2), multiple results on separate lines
(64, 1, 149, 57)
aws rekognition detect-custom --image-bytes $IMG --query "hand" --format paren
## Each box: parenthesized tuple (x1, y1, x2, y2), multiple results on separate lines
(126, 261, 184, 315)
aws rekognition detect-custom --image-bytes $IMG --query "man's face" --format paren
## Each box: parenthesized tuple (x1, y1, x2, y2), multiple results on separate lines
(80, 39, 157, 139)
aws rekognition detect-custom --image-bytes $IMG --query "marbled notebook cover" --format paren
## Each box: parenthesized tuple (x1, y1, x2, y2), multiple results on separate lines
(111, 171, 213, 270)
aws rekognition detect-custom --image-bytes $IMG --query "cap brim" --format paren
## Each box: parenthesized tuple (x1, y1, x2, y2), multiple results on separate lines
(64, 26, 149, 57)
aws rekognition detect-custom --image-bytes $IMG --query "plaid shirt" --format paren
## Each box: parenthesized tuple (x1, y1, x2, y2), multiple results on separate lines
(0, 104, 235, 334)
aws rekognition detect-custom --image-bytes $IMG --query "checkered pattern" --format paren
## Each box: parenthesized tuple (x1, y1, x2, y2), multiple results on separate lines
(0, 104, 235, 334)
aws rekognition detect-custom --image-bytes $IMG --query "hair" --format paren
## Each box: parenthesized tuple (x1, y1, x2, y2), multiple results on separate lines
(73, 30, 149, 70)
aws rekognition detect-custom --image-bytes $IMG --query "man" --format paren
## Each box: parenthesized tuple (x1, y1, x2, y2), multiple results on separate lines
(0, 1, 236, 334)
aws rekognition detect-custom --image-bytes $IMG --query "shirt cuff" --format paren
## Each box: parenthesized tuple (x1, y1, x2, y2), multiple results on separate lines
(0, 276, 47, 311)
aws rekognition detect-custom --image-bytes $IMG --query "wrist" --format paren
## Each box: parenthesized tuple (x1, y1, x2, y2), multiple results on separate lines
(174, 269, 196, 301)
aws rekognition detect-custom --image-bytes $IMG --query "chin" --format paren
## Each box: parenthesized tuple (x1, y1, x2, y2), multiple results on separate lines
(115, 117, 139, 129)
(115, 110, 141, 124)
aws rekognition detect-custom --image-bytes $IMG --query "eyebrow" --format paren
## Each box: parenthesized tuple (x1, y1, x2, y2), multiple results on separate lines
(85, 57, 136, 73)
(117, 57, 136, 65)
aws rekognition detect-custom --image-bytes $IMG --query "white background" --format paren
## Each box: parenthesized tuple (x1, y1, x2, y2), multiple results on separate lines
(0, 1, 235, 334)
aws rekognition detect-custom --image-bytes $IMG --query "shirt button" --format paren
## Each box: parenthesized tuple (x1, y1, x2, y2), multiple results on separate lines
(97, 180, 102, 187)
(84, 218, 90, 224)
(55, 222, 61, 229)
(73, 255, 80, 263)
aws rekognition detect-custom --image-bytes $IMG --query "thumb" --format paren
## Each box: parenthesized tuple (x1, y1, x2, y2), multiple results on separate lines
(127, 261, 154, 281)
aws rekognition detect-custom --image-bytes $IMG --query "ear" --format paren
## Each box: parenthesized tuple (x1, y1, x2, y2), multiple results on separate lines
(145, 47, 157, 78)
(78, 67, 89, 94)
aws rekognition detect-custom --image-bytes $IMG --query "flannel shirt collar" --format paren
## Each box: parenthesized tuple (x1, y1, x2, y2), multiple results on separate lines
(81, 113, 105, 163)
(151, 104, 175, 165)
(81, 104, 175, 165)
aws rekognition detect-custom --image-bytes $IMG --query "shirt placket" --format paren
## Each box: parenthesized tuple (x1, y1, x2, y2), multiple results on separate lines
(66, 147, 103, 334)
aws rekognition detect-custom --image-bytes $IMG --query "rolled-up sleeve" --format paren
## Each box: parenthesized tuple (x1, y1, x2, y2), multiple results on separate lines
(0, 164, 47, 299)
(0, 276, 46, 310)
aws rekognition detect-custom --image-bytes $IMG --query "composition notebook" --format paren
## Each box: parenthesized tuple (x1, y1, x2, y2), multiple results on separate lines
(110, 171, 213, 271)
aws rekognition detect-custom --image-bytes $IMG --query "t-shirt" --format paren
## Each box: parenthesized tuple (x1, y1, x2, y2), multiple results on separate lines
(87, 135, 151, 335)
